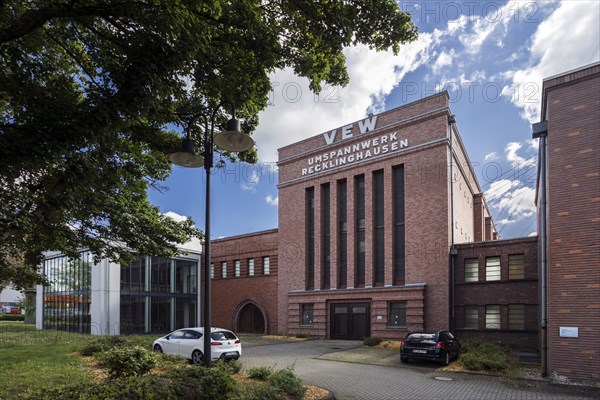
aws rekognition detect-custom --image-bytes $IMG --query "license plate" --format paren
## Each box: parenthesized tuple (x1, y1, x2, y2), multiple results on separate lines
(413, 349, 427, 354)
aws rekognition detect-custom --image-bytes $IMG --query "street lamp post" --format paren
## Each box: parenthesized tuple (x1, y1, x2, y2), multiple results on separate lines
(170, 101, 254, 367)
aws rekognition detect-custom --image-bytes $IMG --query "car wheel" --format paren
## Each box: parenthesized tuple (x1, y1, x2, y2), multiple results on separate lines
(192, 350, 204, 365)
(442, 352, 450, 366)
(153, 344, 163, 353)
(400, 357, 408, 363)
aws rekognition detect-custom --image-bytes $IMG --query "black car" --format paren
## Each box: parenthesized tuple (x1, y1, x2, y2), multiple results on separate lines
(400, 330, 461, 365)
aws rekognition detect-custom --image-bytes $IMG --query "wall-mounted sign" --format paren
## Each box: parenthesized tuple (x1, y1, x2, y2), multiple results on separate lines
(323, 116, 378, 144)
(559, 327, 579, 338)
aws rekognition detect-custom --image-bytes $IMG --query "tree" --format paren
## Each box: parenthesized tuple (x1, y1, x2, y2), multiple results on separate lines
(0, 0, 417, 289)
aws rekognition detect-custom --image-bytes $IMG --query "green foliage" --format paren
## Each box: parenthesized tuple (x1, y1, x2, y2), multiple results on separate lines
(294, 333, 312, 339)
(26, 376, 175, 400)
(243, 384, 286, 400)
(0, 313, 25, 321)
(214, 359, 243, 374)
(459, 339, 511, 372)
(166, 365, 240, 400)
(96, 345, 158, 379)
(267, 368, 306, 400)
(363, 336, 383, 347)
(0, 0, 417, 289)
(247, 366, 273, 381)
(80, 335, 129, 356)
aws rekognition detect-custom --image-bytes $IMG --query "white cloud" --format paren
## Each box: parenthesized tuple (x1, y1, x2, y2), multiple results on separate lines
(240, 169, 260, 192)
(502, 1, 600, 122)
(528, 231, 537, 237)
(484, 151, 499, 161)
(253, 31, 440, 162)
(163, 211, 189, 223)
(505, 142, 536, 169)
(495, 186, 536, 222)
(485, 179, 520, 201)
(265, 195, 279, 206)
(432, 49, 455, 74)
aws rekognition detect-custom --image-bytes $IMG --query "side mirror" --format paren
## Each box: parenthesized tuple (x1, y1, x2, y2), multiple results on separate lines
(166, 336, 170, 340)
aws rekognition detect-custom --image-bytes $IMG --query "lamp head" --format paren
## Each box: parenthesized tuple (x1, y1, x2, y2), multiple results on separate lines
(169, 136, 204, 168)
(213, 117, 255, 152)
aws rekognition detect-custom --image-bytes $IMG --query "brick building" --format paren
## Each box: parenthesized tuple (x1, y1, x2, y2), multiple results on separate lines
(535, 63, 600, 382)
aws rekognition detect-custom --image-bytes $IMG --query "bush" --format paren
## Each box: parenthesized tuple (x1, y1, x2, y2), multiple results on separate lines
(248, 366, 273, 381)
(267, 368, 306, 400)
(363, 336, 383, 347)
(166, 365, 240, 400)
(0, 314, 25, 321)
(80, 336, 129, 356)
(458, 339, 511, 372)
(25, 376, 174, 400)
(294, 333, 311, 339)
(244, 384, 286, 400)
(215, 359, 243, 374)
(96, 345, 158, 379)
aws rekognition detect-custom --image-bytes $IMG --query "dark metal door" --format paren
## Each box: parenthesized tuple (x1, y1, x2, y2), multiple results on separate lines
(330, 303, 370, 339)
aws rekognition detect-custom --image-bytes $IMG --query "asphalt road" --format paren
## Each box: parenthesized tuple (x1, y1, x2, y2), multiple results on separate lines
(240, 339, 598, 400)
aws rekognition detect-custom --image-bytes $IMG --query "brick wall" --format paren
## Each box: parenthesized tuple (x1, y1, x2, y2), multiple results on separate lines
(208, 229, 279, 334)
(543, 64, 600, 382)
(455, 237, 539, 351)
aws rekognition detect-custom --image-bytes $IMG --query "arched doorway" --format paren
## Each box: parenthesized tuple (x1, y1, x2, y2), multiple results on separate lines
(237, 303, 265, 334)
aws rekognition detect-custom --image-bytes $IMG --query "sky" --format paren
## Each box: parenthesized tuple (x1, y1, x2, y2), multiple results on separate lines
(148, 0, 600, 242)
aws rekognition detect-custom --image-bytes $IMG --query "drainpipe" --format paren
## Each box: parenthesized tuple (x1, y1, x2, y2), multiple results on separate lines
(533, 121, 548, 377)
(448, 114, 457, 332)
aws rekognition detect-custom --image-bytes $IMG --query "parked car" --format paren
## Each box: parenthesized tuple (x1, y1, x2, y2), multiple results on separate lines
(400, 330, 461, 366)
(152, 327, 241, 365)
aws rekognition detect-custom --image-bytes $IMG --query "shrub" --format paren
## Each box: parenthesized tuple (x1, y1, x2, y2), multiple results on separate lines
(244, 384, 286, 400)
(363, 336, 383, 347)
(267, 368, 306, 400)
(248, 366, 273, 381)
(166, 365, 240, 400)
(0, 314, 25, 321)
(294, 333, 311, 339)
(459, 339, 511, 372)
(214, 359, 243, 374)
(80, 335, 129, 356)
(96, 345, 158, 379)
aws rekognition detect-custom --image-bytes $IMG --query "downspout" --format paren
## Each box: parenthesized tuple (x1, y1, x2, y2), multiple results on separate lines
(448, 114, 457, 332)
(533, 121, 548, 377)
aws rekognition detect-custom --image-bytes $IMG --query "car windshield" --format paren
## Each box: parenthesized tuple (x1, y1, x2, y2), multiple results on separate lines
(211, 331, 237, 341)
(406, 333, 437, 342)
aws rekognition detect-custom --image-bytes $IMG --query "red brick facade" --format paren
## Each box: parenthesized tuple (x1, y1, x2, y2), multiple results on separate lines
(454, 237, 538, 351)
(207, 229, 279, 334)
(540, 63, 600, 382)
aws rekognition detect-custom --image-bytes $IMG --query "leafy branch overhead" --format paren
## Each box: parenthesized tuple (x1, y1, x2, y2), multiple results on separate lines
(0, 0, 417, 288)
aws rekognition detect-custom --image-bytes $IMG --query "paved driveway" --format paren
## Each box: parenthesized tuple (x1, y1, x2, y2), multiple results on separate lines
(241, 339, 597, 400)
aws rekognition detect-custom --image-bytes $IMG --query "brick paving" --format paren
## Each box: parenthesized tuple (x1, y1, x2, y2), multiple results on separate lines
(240, 339, 597, 400)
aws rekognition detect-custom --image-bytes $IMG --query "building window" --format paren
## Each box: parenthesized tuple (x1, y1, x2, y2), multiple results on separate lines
(301, 304, 314, 325)
(393, 165, 405, 284)
(321, 183, 330, 289)
(337, 179, 348, 288)
(248, 258, 254, 277)
(210, 264, 214, 279)
(263, 256, 270, 275)
(509, 304, 525, 330)
(485, 305, 501, 329)
(373, 170, 385, 284)
(464, 305, 479, 329)
(508, 254, 525, 280)
(464, 258, 479, 282)
(355, 174, 365, 287)
(221, 262, 227, 278)
(306, 187, 315, 290)
(485, 257, 501, 281)
(388, 302, 406, 327)
(235, 260, 240, 277)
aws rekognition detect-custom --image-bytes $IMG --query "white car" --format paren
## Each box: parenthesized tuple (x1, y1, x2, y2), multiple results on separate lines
(152, 327, 241, 365)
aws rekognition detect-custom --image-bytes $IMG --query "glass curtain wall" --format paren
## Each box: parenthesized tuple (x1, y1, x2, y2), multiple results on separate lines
(43, 252, 92, 333)
(120, 256, 198, 334)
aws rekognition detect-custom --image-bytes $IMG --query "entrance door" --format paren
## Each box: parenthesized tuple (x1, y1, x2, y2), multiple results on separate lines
(238, 303, 265, 333)
(330, 303, 370, 339)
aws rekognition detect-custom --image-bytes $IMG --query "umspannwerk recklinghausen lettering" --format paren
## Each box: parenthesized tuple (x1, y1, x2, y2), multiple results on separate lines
(301, 116, 409, 176)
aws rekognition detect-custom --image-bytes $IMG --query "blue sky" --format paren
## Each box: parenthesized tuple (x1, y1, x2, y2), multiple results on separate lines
(148, 0, 600, 241)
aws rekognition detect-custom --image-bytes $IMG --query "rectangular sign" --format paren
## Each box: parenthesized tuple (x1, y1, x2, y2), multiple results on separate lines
(559, 327, 579, 338)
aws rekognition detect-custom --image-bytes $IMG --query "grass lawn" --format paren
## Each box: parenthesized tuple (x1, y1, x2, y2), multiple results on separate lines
(0, 322, 153, 400)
